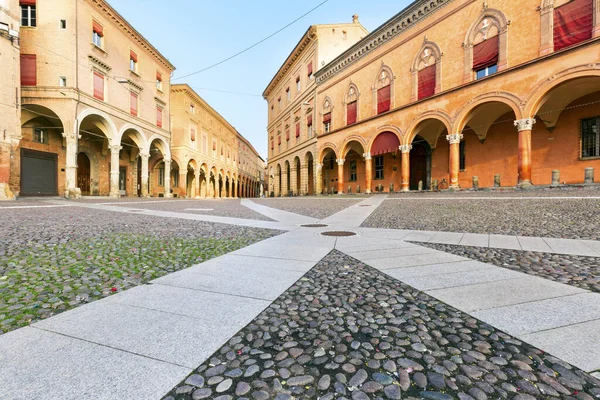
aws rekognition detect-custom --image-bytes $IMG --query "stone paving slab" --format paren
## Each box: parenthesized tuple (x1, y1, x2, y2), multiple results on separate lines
(334, 235, 413, 253)
(232, 241, 334, 262)
(488, 234, 522, 250)
(521, 319, 600, 372)
(472, 292, 600, 336)
(241, 199, 317, 224)
(319, 194, 387, 227)
(33, 301, 239, 369)
(426, 275, 586, 313)
(516, 235, 554, 252)
(544, 237, 600, 257)
(359, 251, 468, 270)
(343, 245, 440, 260)
(381, 260, 495, 279)
(426, 231, 465, 244)
(197, 253, 316, 273)
(398, 267, 523, 291)
(0, 327, 190, 400)
(458, 232, 489, 247)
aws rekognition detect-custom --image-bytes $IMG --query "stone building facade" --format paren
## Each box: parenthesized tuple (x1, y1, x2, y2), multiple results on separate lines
(263, 17, 369, 197)
(269, 0, 600, 194)
(170, 84, 263, 199)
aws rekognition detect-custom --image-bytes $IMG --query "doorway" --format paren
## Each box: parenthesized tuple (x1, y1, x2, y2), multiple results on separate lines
(119, 167, 127, 196)
(77, 153, 91, 195)
(410, 138, 431, 190)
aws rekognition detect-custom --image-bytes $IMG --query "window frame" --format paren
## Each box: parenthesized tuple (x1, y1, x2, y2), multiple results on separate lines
(459, 140, 466, 171)
(374, 156, 384, 180)
(59, 76, 67, 87)
(21, 5, 36, 27)
(92, 30, 102, 48)
(475, 64, 498, 80)
(349, 161, 357, 182)
(158, 167, 165, 186)
(33, 128, 46, 144)
(581, 116, 600, 159)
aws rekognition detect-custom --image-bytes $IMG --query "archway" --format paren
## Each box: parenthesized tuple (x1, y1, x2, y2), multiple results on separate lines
(407, 117, 449, 190)
(276, 164, 282, 197)
(368, 131, 401, 193)
(320, 147, 337, 194)
(77, 153, 91, 195)
(341, 139, 366, 194)
(305, 152, 314, 195)
(409, 136, 432, 190)
(148, 138, 169, 197)
(78, 111, 117, 196)
(186, 160, 197, 198)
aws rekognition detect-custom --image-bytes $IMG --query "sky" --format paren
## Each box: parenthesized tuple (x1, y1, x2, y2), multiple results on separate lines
(107, 0, 412, 160)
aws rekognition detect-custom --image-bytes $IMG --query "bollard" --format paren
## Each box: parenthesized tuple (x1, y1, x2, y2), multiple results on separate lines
(389, 183, 394, 193)
(418, 180, 423, 191)
(348, 185, 352, 194)
(585, 167, 595, 184)
(494, 174, 501, 187)
(433, 179, 439, 191)
(472, 176, 479, 191)
(551, 170, 560, 187)
(378, 184, 383, 193)
(357, 185, 361, 194)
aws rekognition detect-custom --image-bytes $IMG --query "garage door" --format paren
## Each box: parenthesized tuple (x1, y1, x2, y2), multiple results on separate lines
(21, 149, 57, 196)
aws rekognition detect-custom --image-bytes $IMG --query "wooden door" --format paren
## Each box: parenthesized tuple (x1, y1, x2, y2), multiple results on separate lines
(77, 153, 90, 195)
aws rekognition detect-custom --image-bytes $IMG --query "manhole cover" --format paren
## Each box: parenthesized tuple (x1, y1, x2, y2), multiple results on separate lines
(321, 231, 357, 237)
(301, 224, 328, 228)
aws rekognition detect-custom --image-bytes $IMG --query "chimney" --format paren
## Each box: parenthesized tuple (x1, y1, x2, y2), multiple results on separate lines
(352, 14, 359, 24)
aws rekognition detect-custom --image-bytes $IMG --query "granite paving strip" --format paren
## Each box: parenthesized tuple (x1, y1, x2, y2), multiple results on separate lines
(319, 194, 388, 228)
(241, 199, 318, 225)
(251, 198, 364, 219)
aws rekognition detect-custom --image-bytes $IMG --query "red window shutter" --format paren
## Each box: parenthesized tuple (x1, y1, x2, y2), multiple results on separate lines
(296, 77, 300, 83)
(271, 140, 274, 150)
(347, 101, 357, 125)
(20, 54, 37, 86)
(190, 128, 196, 141)
(472, 35, 499, 70)
(323, 113, 331, 124)
(20, 0, 36, 5)
(418, 65, 436, 100)
(93, 71, 104, 100)
(157, 107, 163, 128)
(377, 85, 391, 114)
(130, 92, 138, 116)
(286, 130, 290, 141)
(93, 21, 104, 37)
(278, 136, 281, 145)
(308, 62, 313, 76)
(295, 123, 300, 137)
(156, 72, 162, 82)
(307, 114, 313, 126)
(553, 0, 593, 51)
(130, 51, 138, 63)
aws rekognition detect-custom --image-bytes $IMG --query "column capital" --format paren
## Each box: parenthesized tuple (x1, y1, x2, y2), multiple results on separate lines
(109, 144, 122, 153)
(61, 132, 81, 141)
(514, 118, 536, 132)
(139, 152, 150, 159)
(363, 152, 372, 160)
(336, 158, 345, 166)
(400, 144, 412, 154)
(316, 163, 323, 171)
(163, 158, 171, 164)
(446, 133, 464, 144)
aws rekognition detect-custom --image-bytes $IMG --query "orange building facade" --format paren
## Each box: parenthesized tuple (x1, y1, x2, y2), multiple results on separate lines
(270, 0, 600, 194)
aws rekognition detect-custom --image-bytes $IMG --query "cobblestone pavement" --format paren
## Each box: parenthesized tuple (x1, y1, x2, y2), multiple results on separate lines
(414, 242, 600, 294)
(362, 198, 600, 240)
(253, 198, 363, 219)
(113, 199, 275, 221)
(164, 250, 600, 400)
(387, 188, 600, 198)
(0, 205, 280, 334)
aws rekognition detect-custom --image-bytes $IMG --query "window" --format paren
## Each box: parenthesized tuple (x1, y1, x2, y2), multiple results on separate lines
(295, 122, 300, 139)
(375, 156, 384, 180)
(418, 65, 436, 100)
(156, 72, 163, 91)
(286, 88, 290, 101)
(476, 64, 498, 80)
(323, 113, 331, 133)
(347, 101, 357, 125)
(582, 117, 599, 158)
(33, 128, 46, 144)
(286, 129, 290, 142)
(130, 92, 138, 116)
(156, 106, 163, 128)
(307, 114, 313, 138)
(349, 161, 357, 182)
(202, 134, 208, 153)
(60, 20, 66, 29)
(296, 77, 301, 92)
(130, 51, 138, 73)
(278, 97, 281, 109)
(342, 31, 347, 40)
(173, 173, 179, 188)
(553, 0, 593, 52)
(20, 54, 36, 86)
(20, 1, 36, 27)
(308, 62, 313, 80)
(190, 104, 195, 114)
(93, 71, 104, 100)
(376, 71, 391, 113)
(473, 35, 499, 79)
(92, 21, 103, 47)
(460, 140, 466, 171)
(59, 76, 67, 87)
(158, 167, 165, 186)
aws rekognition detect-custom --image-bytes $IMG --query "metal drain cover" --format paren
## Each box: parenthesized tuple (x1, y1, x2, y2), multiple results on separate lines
(301, 224, 328, 228)
(321, 231, 357, 237)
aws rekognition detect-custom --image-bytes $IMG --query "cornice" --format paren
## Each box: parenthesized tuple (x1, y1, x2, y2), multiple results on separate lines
(88, 55, 111, 72)
(315, 0, 454, 84)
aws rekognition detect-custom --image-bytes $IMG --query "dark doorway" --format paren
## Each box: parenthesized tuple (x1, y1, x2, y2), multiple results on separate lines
(119, 167, 127, 196)
(77, 153, 91, 195)
(410, 136, 431, 190)
(21, 149, 57, 196)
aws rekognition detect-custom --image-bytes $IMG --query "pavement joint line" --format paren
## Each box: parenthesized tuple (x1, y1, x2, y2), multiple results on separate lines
(416, 276, 524, 291)
(355, 250, 442, 260)
(30, 326, 194, 370)
(383, 265, 495, 279)
(151, 283, 285, 302)
(454, 291, 590, 313)
(364, 258, 473, 270)
(515, 316, 600, 337)
(0, 204, 73, 209)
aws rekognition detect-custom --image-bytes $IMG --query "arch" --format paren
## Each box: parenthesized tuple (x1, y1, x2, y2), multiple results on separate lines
(372, 64, 395, 114)
(367, 125, 403, 150)
(187, 158, 198, 172)
(345, 83, 360, 104)
(405, 111, 453, 147)
(454, 92, 524, 137)
(147, 134, 171, 159)
(76, 108, 118, 142)
(344, 83, 360, 125)
(368, 131, 401, 156)
(116, 124, 147, 151)
(341, 135, 368, 158)
(318, 143, 339, 163)
(411, 40, 443, 101)
(21, 104, 66, 128)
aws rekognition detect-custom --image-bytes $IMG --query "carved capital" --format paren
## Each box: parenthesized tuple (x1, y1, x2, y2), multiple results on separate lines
(109, 145, 122, 153)
(316, 163, 323, 171)
(139, 152, 150, 159)
(163, 158, 172, 165)
(363, 152, 372, 161)
(62, 132, 81, 141)
(336, 158, 345, 166)
(446, 133, 464, 144)
(400, 144, 412, 154)
(514, 118, 536, 132)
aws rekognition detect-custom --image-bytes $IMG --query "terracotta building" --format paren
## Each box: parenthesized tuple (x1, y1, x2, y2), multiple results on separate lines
(170, 84, 263, 199)
(263, 17, 369, 197)
(10, 0, 175, 198)
(269, 0, 600, 194)
(0, 0, 21, 199)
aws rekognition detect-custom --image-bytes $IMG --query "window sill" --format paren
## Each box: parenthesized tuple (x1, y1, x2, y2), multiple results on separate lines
(129, 69, 140, 78)
(91, 43, 107, 54)
(581, 156, 600, 161)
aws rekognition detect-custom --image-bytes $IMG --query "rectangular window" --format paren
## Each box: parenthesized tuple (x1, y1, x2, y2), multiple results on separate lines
(59, 76, 67, 87)
(173, 173, 179, 188)
(130, 51, 138, 72)
(156, 72, 163, 91)
(278, 98, 281, 109)
(156, 106, 163, 128)
(190, 104, 195, 114)
(158, 167, 164, 186)
(375, 156, 384, 180)
(553, 0, 593, 52)
(20, 54, 37, 86)
(286, 88, 291, 101)
(418, 65, 436, 100)
(93, 71, 104, 100)
(33, 128, 46, 144)
(473, 35, 499, 75)
(349, 161, 357, 182)
(476, 64, 498, 80)
(60, 20, 66, 29)
(92, 21, 103, 47)
(296, 77, 301, 92)
(190, 128, 196, 142)
(347, 101, 357, 125)
(460, 140, 466, 171)
(203, 135, 208, 153)
(323, 113, 331, 133)
(581, 117, 599, 158)
(130, 92, 138, 116)
(20, 2, 36, 27)
(307, 62, 313, 80)
(295, 122, 300, 138)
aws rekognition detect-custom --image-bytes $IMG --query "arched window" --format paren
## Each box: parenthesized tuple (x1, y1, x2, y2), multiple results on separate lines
(540, 0, 596, 55)
(411, 41, 442, 101)
(375, 69, 392, 114)
(345, 84, 359, 125)
(322, 98, 332, 134)
(464, 9, 508, 82)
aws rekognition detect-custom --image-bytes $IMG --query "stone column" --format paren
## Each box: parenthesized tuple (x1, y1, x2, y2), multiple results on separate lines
(315, 163, 323, 195)
(163, 158, 172, 198)
(179, 171, 187, 197)
(195, 170, 201, 198)
(290, 167, 298, 196)
(336, 159, 345, 194)
(109, 144, 122, 198)
(230, 179, 234, 198)
(63, 132, 79, 198)
(281, 168, 289, 197)
(274, 174, 280, 197)
(446, 133, 463, 190)
(300, 164, 309, 195)
(140, 153, 149, 197)
(514, 118, 536, 188)
(364, 153, 372, 194)
(400, 145, 412, 192)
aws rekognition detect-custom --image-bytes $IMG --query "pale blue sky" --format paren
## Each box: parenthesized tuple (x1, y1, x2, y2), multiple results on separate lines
(107, 0, 412, 159)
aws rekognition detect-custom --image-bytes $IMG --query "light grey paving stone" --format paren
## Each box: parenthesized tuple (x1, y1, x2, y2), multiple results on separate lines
(399, 230, 438, 242)
(357, 228, 413, 241)
(592, 372, 600, 380)
(473, 293, 600, 336)
(427, 231, 465, 245)
(335, 236, 413, 253)
(320, 195, 388, 227)
(517, 236, 553, 253)
(382, 260, 495, 279)
(488, 234, 522, 250)
(232, 241, 333, 262)
(521, 319, 600, 372)
(358, 252, 468, 270)
(543, 237, 600, 257)
(459, 233, 489, 247)
(399, 267, 522, 291)
(196, 254, 316, 273)
(345, 246, 440, 260)
(34, 301, 242, 369)
(582, 240, 600, 253)
(427, 275, 586, 313)
(241, 199, 317, 224)
(105, 284, 270, 327)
